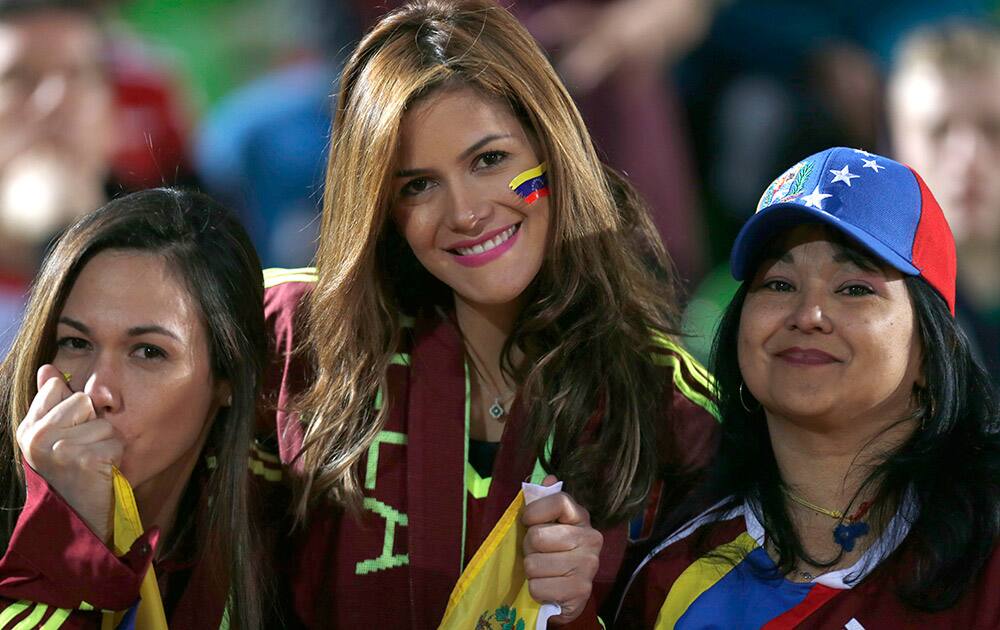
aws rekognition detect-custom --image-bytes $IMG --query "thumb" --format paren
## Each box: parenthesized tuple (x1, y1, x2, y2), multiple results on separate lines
(542, 474, 559, 487)
(36, 364, 69, 394)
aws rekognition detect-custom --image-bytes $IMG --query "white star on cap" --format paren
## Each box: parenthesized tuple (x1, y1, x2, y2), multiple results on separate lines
(861, 158, 884, 173)
(801, 186, 832, 209)
(853, 148, 874, 157)
(830, 165, 860, 186)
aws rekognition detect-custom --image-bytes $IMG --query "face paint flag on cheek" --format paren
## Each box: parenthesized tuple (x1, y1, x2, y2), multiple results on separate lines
(509, 163, 549, 205)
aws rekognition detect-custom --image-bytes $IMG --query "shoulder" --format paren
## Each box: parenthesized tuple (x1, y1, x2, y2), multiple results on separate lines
(263, 267, 317, 346)
(616, 500, 746, 627)
(264, 267, 317, 313)
(650, 333, 720, 423)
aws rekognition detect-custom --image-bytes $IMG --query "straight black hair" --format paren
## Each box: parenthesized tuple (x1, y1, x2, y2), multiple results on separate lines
(709, 240, 1000, 610)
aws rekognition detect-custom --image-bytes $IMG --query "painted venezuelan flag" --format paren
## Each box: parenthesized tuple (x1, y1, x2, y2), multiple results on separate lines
(653, 534, 840, 629)
(509, 163, 549, 205)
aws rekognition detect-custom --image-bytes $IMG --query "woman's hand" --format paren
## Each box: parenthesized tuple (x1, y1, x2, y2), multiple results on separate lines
(521, 476, 604, 625)
(16, 364, 123, 543)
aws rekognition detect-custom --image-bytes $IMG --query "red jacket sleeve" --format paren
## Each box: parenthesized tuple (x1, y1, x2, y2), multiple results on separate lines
(261, 277, 314, 466)
(0, 463, 157, 611)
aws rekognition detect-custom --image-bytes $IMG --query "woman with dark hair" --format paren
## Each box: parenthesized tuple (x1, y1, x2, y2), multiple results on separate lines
(0, 189, 277, 629)
(615, 147, 1000, 628)
(262, 0, 718, 626)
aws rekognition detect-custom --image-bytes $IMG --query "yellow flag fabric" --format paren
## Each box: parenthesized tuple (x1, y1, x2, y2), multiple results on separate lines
(439, 484, 562, 630)
(100, 467, 168, 630)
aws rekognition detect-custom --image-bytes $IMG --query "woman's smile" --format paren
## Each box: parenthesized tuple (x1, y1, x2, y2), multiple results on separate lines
(447, 222, 521, 266)
(774, 346, 843, 366)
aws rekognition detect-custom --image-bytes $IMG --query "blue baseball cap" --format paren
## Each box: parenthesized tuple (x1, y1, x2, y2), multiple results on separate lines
(730, 147, 957, 314)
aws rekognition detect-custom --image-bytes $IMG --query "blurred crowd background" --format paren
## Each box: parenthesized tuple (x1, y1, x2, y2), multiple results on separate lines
(1, 0, 998, 389)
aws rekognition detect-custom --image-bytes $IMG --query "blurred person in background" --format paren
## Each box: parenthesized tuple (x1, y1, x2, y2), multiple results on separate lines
(195, 0, 358, 269)
(0, 0, 116, 351)
(888, 21, 1000, 391)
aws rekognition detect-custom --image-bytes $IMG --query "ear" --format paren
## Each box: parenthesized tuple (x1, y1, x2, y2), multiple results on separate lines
(216, 380, 233, 407)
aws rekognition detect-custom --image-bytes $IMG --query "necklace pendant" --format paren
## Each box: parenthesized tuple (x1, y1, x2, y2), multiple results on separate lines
(833, 520, 870, 552)
(488, 400, 505, 419)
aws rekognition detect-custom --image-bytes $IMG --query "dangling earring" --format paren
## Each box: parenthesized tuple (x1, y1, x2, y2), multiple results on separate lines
(739, 382, 757, 413)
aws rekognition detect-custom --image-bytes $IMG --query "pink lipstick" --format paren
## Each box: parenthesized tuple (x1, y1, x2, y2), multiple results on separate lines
(447, 223, 520, 268)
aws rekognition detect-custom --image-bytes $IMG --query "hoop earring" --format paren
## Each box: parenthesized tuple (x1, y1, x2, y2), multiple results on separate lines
(739, 382, 757, 414)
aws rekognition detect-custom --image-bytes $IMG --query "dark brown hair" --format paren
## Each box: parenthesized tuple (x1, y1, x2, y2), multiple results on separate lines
(0, 188, 268, 629)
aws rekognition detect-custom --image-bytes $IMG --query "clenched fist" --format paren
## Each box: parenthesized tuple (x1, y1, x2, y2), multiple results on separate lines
(521, 475, 603, 625)
(16, 364, 123, 543)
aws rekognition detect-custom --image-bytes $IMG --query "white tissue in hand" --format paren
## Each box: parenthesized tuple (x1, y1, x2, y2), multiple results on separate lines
(521, 480, 565, 629)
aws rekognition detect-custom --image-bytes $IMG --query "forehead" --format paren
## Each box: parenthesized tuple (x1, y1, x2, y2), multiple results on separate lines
(396, 86, 529, 161)
(893, 65, 1000, 120)
(760, 225, 886, 272)
(0, 11, 102, 68)
(61, 250, 201, 329)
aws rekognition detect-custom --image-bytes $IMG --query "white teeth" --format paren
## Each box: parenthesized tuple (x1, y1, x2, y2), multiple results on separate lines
(455, 225, 517, 256)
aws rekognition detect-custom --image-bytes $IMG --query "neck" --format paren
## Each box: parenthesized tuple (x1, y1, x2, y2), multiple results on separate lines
(132, 428, 213, 558)
(764, 410, 915, 569)
(453, 293, 524, 381)
(766, 411, 914, 510)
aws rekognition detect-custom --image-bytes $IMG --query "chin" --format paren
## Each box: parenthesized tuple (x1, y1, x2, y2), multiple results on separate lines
(764, 394, 839, 422)
(455, 286, 528, 306)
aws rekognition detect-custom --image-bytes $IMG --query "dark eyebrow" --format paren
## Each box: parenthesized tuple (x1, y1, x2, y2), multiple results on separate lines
(126, 325, 181, 341)
(58, 317, 90, 335)
(831, 244, 884, 274)
(458, 133, 512, 161)
(57, 317, 181, 342)
(394, 133, 514, 178)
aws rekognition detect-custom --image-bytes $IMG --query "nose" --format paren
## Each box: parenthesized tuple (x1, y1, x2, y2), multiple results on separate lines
(30, 74, 69, 117)
(784, 287, 833, 334)
(943, 123, 988, 177)
(82, 354, 121, 417)
(445, 180, 493, 233)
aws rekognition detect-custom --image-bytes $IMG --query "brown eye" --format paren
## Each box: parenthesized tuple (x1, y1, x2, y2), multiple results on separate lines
(473, 150, 508, 170)
(400, 177, 434, 197)
(762, 279, 794, 292)
(132, 344, 167, 360)
(839, 284, 875, 297)
(56, 336, 91, 352)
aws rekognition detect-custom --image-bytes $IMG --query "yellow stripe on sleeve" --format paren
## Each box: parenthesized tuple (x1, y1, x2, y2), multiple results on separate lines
(651, 333, 715, 392)
(263, 267, 318, 288)
(40, 608, 71, 630)
(0, 601, 31, 628)
(11, 603, 47, 630)
(649, 334, 720, 421)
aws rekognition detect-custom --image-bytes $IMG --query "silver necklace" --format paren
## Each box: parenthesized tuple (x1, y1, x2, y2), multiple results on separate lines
(464, 342, 513, 420)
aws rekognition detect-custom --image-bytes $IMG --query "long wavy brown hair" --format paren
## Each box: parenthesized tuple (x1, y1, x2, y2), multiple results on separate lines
(298, 0, 683, 528)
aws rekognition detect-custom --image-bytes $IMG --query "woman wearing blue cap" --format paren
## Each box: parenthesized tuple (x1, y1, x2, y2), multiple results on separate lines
(613, 147, 1000, 628)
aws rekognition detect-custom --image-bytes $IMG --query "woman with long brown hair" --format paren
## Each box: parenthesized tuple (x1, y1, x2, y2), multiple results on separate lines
(264, 0, 719, 625)
(0, 189, 276, 629)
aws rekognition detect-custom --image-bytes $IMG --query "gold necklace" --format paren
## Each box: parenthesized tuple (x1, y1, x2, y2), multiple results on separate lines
(784, 489, 845, 520)
(783, 489, 874, 553)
